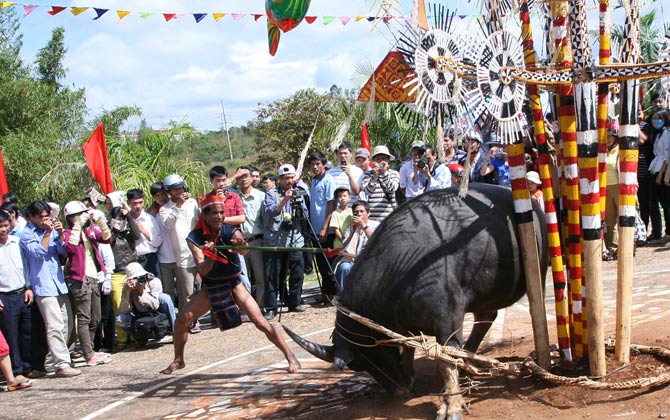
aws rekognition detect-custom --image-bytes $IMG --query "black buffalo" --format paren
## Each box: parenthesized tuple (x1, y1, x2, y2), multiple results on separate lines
(285, 184, 548, 420)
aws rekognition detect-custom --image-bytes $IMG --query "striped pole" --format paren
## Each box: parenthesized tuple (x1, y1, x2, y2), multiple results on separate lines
(520, 0, 572, 364)
(570, 0, 605, 377)
(508, 142, 551, 370)
(597, 0, 611, 225)
(552, 0, 587, 359)
(615, 1, 641, 364)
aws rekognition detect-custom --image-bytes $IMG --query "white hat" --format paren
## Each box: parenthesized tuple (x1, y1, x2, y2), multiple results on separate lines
(106, 191, 126, 208)
(63, 201, 88, 218)
(125, 262, 148, 279)
(526, 171, 541, 185)
(355, 148, 370, 158)
(371, 145, 395, 160)
(163, 174, 185, 191)
(464, 130, 481, 142)
(277, 164, 296, 177)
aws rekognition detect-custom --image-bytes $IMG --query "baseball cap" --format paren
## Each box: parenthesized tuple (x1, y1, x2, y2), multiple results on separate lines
(410, 140, 426, 151)
(355, 148, 370, 159)
(526, 171, 541, 185)
(277, 164, 296, 177)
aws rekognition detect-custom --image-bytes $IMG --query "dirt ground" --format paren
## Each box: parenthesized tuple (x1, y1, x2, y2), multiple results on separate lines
(2, 244, 670, 420)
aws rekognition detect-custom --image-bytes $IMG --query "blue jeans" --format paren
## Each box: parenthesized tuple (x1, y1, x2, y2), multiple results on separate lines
(335, 261, 354, 296)
(115, 293, 176, 336)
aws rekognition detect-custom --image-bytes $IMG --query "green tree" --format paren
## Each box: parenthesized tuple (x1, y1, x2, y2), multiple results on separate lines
(35, 26, 67, 87)
(0, 7, 25, 78)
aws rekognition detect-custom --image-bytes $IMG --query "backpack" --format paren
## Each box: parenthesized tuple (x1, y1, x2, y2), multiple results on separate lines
(132, 312, 170, 341)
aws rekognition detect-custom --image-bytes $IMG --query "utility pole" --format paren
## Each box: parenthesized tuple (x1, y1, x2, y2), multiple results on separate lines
(220, 100, 233, 160)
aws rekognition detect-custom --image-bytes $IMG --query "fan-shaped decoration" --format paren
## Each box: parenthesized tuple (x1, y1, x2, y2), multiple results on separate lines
(266, 0, 311, 56)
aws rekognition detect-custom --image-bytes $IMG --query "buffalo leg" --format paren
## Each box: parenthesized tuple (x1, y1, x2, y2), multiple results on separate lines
(436, 361, 464, 420)
(463, 310, 497, 353)
(401, 347, 415, 389)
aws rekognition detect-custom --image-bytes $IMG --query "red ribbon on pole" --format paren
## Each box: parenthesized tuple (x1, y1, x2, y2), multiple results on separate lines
(0, 148, 9, 197)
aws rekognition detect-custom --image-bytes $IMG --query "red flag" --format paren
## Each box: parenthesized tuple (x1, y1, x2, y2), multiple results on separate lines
(82, 123, 114, 194)
(361, 122, 371, 152)
(0, 148, 9, 197)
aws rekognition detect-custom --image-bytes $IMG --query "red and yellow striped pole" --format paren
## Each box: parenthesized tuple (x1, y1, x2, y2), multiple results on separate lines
(508, 143, 551, 369)
(615, 1, 641, 364)
(570, 0, 605, 377)
(552, 0, 587, 359)
(520, 0, 571, 364)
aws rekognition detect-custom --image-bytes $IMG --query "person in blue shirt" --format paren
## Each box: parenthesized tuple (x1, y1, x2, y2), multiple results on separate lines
(480, 138, 511, 187)
(308, 151, 337, 297)
(20, 200, 80, 378)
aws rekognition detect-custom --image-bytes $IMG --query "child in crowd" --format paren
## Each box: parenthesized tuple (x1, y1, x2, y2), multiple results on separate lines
(527, 171, 544, 212)
(0, 330, 31, 392)
(330, 188, 352, 250)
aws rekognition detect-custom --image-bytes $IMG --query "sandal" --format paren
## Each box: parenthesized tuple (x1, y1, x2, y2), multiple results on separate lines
(7, 380, 32, 391)
(85, 353, 113, 367)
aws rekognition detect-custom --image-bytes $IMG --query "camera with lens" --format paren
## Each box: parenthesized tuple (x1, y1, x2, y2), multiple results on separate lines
(135, 274, 148, 285)
(292, 189, 308, 198)
(417, 158, 428, 169)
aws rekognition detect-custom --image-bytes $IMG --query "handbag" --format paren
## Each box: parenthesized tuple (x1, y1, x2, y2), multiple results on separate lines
(634, 210, 647, 243)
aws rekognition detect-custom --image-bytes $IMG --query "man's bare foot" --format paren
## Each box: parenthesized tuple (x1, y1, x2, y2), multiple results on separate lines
(160, 360, 185, 375)
(287, 355, 301, 373)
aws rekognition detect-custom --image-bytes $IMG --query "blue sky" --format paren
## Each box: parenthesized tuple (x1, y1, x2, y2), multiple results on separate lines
(13, 0, 668, 131)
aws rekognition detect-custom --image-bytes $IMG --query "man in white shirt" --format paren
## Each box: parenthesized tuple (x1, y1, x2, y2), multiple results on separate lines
(327, 141, 364, 205)
(399, 140, 428, 200)
(235, 166, 267, 306)
(0, 211, 35, 379)
(158, 174, 201, 333)
(127, 189, 162, 277)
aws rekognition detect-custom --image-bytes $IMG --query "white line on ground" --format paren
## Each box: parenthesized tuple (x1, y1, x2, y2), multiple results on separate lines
(79, 326, 334, 420)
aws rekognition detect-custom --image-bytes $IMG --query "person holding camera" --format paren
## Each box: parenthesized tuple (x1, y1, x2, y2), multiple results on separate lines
(399, 140, 429, 200)
(262, 164, 309, 319)
(361, 145, 400, 222)
(62, 201, 113, 367)
(159, 174, 201, 333)
(422, 144, 452, 191)
(479, 135, 511, 187)
(328, 141, 364, 204)
(116, 262, 175, 347)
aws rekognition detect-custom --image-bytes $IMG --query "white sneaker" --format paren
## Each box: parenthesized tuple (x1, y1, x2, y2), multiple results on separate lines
(157, 335, 173, 344)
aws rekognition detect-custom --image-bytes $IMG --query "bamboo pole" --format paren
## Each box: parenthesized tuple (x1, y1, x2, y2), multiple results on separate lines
(570, 0, 606, 377)
(519, 0, 572, 364)
(508, 143, 551, 370)
(616, 1, 641, 364)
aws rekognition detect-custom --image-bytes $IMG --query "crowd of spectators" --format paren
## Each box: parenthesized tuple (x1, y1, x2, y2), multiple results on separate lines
(1, 93, 668, 387)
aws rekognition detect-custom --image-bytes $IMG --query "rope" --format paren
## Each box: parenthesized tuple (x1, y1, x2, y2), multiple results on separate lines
(214, 244, 325, 253)
(333, 302, 670, 390)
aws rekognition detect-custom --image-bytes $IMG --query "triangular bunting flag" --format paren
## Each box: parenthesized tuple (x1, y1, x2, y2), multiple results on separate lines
(163, 13, 176, 21)
(231, 13, 245, 21)
(212, 13, 225, 22)
(366, 16, 375, 22)
(323, 16, 335, 25)
(305, 16, 317, 24)
(355, 16, 365, 22)
(403, 16, 412, 24)
(0, 2, 15, 10)
(48, 6, 66, 16)
(193, 13, 206, 23)
(23, 4, 37, 16)
(339, 16, 351, 25)
(139, 12, 153, 19)
(70, 7, 88, 16)
(117, 10, 130, 20)
(253, 13, 262, 21)
(93, 8, 108, 20)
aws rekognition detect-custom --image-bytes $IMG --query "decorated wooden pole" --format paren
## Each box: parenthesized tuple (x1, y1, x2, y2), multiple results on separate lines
(597, 0, 611, 227)
(520, 0, 572, 364)
(508, 143, 551, 370)
(552, 0, 587, 359)
(615, 1, 641, 364)
(570, 0, 605, 377)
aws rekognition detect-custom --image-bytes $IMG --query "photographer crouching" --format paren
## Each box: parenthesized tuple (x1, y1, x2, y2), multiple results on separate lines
(116, 263, 175, 347)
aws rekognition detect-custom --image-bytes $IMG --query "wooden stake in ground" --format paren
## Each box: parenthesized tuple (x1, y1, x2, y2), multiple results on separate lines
(616, 1, 641, 364)
(508, 143, 550, 370)
(570, 0, 606, 377)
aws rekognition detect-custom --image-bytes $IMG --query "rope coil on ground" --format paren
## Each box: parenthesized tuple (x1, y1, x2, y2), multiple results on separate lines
(334, 302, 670, 390)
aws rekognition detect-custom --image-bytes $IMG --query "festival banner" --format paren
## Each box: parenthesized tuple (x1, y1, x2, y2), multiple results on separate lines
(82, 123, 114, 194)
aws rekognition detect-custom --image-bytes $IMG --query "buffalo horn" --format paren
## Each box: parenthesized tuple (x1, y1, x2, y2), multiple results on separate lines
(282, 325, 334, 363)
